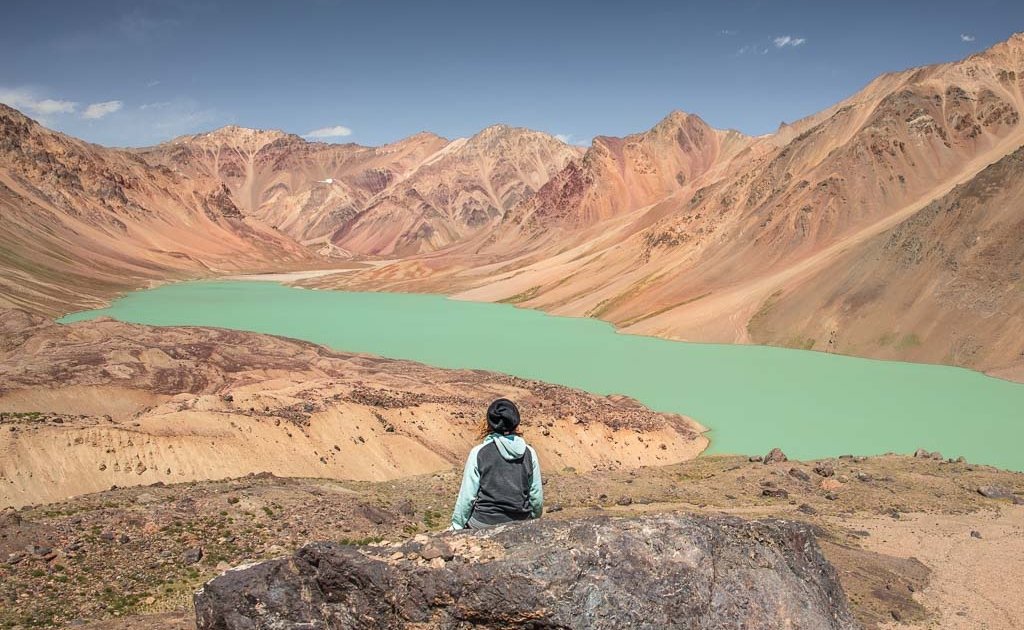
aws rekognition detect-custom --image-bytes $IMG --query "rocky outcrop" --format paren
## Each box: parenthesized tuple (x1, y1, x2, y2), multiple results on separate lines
(194, 514, 856, 629)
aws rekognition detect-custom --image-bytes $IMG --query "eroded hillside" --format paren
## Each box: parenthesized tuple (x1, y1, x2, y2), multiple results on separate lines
(0, 310, 705, 508)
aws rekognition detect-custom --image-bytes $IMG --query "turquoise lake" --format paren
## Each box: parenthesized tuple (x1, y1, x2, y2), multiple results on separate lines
(60, 281, 1024, 470)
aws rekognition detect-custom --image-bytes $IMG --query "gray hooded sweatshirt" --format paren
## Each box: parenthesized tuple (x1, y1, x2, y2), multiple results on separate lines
(451, 434, 543, 529)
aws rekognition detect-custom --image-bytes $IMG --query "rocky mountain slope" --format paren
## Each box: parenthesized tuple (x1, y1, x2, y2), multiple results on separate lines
(136, 127, 450, 249)
(139, 124, 580, 256)
(313, 33, 1024, 379)
(329, 125, 582, 255)
(748, 144, 1024, 375)
(0, 105, 314, 316)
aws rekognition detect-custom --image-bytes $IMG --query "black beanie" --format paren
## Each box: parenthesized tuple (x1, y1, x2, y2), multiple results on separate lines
(486, 398, 521, 434)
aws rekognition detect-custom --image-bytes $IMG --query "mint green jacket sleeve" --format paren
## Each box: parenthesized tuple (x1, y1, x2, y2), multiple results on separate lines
(451, 445, 481, 529)
(528, 445, 543, 518)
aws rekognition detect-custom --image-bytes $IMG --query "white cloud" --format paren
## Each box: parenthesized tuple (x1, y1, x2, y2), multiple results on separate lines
(0, 87, 77, 117)
(82, 100, 123, 120)
(773, 36, 806, 48)
(146, 80, 161, 88)
(719, 29, 737, 36)
(735, 44, 770, 56)
(303, 125, 353, 139)
(555, 133, 572, 144)
(961, 34, 976, 42)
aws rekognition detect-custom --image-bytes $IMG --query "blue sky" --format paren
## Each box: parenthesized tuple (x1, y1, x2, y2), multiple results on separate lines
(2, 0, 1021, 147)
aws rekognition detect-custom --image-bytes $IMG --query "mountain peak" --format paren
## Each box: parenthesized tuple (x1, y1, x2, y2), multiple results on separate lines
(201, 125, 294, 143)
(651, 110, 710, 134)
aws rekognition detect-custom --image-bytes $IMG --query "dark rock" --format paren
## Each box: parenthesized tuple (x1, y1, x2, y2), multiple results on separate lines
(393, 498, 416, 517)
(970, 530, 982, 539)
(977, 485, 1019, 501)
(118, 534, 130, 544)
(762, 488, 790, 499)
(0, 508, 22, 528)
(813, 463, 835, 478)
(615, 496, 633, 506)
(183, 547, 204, 565)
(547, 504, 563, 513)
(748, 456, 762, 462)
(797, 503, 817, 515)
(762, 448, 788, 464)
(194, 514, 857, 629)
(356, 503, 393, 525)
(788, 468, 811, 482)
(855, 472, 873, 482)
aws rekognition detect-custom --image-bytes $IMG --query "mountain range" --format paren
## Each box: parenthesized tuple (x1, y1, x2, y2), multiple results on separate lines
(2, 33, 1023, 380)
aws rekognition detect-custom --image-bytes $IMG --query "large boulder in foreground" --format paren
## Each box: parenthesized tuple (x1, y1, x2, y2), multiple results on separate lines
(194, 514, 856, 629)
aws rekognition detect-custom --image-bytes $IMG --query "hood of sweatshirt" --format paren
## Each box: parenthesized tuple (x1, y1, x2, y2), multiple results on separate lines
(484, 433, 527, 461)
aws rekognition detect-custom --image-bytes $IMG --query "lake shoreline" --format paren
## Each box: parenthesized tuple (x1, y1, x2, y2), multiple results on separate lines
(58, 280, 1024, 471)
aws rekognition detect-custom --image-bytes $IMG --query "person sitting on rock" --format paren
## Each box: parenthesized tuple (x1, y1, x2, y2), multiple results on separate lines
(450, 398, 543, 529)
